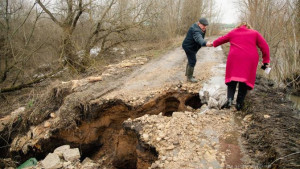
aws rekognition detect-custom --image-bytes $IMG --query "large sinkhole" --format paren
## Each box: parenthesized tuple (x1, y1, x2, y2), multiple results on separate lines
(185, 94, 202, 109)
(164, 97, 180, 116)
(4, 91, 202, 169)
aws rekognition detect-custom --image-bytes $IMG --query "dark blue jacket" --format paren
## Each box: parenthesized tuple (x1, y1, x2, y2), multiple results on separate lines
(182, 23, 207, 53)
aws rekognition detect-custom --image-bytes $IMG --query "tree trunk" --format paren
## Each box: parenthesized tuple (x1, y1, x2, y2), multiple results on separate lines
(61, 27, 86, 72)
(36, 0, 87, 72)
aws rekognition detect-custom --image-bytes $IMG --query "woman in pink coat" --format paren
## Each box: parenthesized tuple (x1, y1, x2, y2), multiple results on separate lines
(212, 22, 270, 110)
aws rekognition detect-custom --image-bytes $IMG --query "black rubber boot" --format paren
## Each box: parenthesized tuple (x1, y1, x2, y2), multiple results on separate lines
(236, 103, 243, 111)
(221, 98, 233, 109)
(236, 82, 248, 111)
(221, 81, 237, 109)
(186, 65, 198, 83)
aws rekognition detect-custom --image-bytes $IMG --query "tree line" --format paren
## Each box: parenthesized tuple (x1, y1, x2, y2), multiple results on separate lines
(0, 0, 299, 93)
(0, 0, 221, 93)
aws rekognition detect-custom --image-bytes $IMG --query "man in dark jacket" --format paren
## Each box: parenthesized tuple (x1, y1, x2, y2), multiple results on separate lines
(182, 18, 211, 83)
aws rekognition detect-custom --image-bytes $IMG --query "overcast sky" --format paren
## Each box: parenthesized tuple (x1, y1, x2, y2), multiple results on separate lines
(216, 0, 239, 24)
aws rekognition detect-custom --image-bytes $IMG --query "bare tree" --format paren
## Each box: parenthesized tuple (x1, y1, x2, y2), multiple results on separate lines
(204, 0, 221, 36)
(0, 0, 59, 93)
(179, 0, 220, 35)
(36, 0, 158, 71)
(84, 0, 157, 56)
(180, 0, 204, 33)
(237, 0, 300, 89)
(36, 0, 87, 72)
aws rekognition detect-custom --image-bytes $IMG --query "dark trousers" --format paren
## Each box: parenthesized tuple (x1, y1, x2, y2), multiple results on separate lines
(227, 81, 248, 104)
(184, 50, 197, 67)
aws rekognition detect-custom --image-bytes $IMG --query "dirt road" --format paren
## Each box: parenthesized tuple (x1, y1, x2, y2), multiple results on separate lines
(105, 45, 220, 102)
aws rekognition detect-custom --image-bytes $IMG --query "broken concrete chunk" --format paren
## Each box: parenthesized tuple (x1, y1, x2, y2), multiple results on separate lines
(63, 148, 80, 162)
(42, 153, 62, 169)
(62, 161, 72, 168)
(54, 145, 70, 157)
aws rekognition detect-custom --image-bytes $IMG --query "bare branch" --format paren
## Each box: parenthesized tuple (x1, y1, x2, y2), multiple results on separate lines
(0, 66, 63, 93)
(85, 0, 117, 50)
(36, 0, 63, 27)
(25, 7, 43, 47)
(71, 0, 83, 32)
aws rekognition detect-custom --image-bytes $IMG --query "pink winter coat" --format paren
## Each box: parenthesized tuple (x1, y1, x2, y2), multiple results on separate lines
(213, 25, 270, 89)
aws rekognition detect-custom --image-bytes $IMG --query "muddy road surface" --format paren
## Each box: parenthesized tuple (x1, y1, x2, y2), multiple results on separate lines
(0, 43, 299, 169)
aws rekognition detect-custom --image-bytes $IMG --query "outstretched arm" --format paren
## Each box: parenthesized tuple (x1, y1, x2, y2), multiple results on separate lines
(256, 32, 270, 64)
(213, 33, 230, 47)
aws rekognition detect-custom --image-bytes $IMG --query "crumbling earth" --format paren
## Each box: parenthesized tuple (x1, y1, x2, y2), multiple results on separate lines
(0, 43, 299, 169)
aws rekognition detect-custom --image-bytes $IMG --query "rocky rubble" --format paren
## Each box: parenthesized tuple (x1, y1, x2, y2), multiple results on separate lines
(124, 109, 254, 169)
(23, 145, 99, 169)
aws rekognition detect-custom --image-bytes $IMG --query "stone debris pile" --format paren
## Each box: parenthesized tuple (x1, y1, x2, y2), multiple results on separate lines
(24, 145, 99, 169)
(123, 109, 252, 169)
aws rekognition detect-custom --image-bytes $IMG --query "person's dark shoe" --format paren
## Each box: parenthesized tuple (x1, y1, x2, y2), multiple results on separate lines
(221, 98, 232, 109)
(236, 103, 243, 111)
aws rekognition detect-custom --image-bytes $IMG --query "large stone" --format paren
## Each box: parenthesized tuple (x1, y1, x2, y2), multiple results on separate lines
(63, 148, 80, 162)
(41, 153, 62, 169)
(54, 145, 70, 157)
(62, 161, 72, 168)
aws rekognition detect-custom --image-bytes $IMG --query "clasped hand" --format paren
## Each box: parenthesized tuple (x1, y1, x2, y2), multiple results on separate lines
(206, 41, 213, 47)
